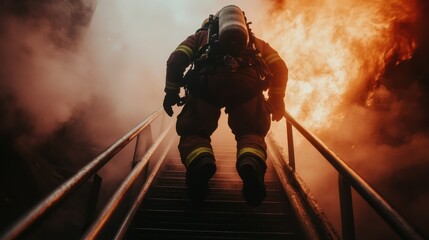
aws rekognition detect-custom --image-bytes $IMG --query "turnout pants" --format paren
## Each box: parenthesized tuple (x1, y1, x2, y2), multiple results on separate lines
(176, 94, 271, 168)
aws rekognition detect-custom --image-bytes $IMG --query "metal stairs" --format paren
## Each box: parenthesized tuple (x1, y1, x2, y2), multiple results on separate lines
(126, 130, 304, 239)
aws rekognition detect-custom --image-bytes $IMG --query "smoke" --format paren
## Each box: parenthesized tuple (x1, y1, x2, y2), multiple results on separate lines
(0, 0, 268, 234)
(0, 0, 94, 137)
(0, 0, 97, 231)
(322, 2, 429, 238)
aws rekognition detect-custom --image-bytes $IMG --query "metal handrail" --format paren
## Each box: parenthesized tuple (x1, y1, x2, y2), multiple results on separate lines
(113, 135, 174, 240)
(267, 145, 323, 240)
(283, 110, 423, 240)
(0, 108, 164, 240)
(83, 122, 174, 239)
(267, 133, 339, 240)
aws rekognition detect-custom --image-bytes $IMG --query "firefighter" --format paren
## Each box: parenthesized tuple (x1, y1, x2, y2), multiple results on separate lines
(163, 5, 288, 206)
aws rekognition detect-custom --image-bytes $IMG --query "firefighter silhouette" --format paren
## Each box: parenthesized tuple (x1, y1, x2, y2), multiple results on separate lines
(163, 5, 288, 206)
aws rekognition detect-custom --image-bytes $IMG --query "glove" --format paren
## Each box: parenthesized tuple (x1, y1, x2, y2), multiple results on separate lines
(163, 93, 180, 117)
(267, 95, 285, 121)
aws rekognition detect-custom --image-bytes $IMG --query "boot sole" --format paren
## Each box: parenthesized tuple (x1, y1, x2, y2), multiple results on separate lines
(239, 164, 266, 207)
(187, 162, 217, 203)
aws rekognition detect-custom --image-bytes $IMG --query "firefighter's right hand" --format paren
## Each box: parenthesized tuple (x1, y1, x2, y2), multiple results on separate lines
(163, 93, 180, 117)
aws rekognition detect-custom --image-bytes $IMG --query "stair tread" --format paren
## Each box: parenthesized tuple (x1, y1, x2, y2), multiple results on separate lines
(139, 198, 292, 214)
(126, 227, 299, 240)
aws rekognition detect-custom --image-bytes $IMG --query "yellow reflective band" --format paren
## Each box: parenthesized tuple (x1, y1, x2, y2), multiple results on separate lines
(265, 53, 282, 65)
(185, 147, 214, 167)
(237, 147, 266, 161)
(165, 81, 180, 90)
(175, 45, 193, 59)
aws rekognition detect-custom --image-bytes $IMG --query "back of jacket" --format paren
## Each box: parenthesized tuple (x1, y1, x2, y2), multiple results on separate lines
(165, 29, 288, 106)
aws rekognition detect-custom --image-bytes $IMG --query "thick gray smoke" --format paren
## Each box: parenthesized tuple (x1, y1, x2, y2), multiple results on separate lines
(0, 0, 267, 235)
(0, 0, 97, 232)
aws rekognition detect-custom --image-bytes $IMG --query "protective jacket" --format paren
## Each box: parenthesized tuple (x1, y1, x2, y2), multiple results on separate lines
(165, 29, 288, 104)
(165, 28, 288, 168)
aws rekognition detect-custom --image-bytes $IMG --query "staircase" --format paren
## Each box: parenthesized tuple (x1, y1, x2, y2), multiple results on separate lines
(2, 109, 423, 240)
(126, 120, 305, 239)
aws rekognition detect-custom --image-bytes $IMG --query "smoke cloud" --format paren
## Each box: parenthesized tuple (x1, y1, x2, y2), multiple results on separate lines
(0, 0, 268, 235)
(0, 0, 97, 231)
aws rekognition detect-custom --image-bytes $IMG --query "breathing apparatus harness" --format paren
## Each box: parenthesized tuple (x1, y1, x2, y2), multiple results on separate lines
(181, 10, 272, 105)
(194, 13, 271, 77)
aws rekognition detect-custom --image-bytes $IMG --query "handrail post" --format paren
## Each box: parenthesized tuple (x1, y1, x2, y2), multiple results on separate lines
(339, 175, 356, 240)
(143, 127, 153, 180)
(286, 120, 296, 170)
(131, 134, 143, 168)
(160, 112, 166, 132)
(82, 174, 102, 232)
(132, 127, 153, 170)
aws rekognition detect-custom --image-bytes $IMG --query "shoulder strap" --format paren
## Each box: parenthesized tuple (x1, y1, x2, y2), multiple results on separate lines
(195, 27, 208, 34)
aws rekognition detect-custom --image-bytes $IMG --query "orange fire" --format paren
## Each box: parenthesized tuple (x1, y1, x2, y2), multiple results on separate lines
(261, 0, 419, 129)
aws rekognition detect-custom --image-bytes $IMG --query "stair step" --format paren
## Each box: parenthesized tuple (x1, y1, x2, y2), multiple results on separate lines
(140, 198, 292, 213)
(128, 221, 296, 234)
(132, 209, 293, 228)
(126, 228, 298, 240)
(131, 209, 298, 233)
(145, 186, 285, 201)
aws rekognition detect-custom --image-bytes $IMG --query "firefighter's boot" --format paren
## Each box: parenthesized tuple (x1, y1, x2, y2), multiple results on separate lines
(237, 156, 266, 207)
(186, 156, 217, 203)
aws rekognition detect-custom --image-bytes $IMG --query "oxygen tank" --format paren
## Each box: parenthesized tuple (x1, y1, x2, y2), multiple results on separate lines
(217, 5, 249, 54)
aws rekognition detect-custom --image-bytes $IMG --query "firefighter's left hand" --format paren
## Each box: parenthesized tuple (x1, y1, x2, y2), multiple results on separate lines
(267, 96, 285, 121)
(163, 93, 180, 117)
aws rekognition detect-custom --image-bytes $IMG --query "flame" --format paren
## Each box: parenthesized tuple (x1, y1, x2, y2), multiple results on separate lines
(261, 0, 419, 129)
